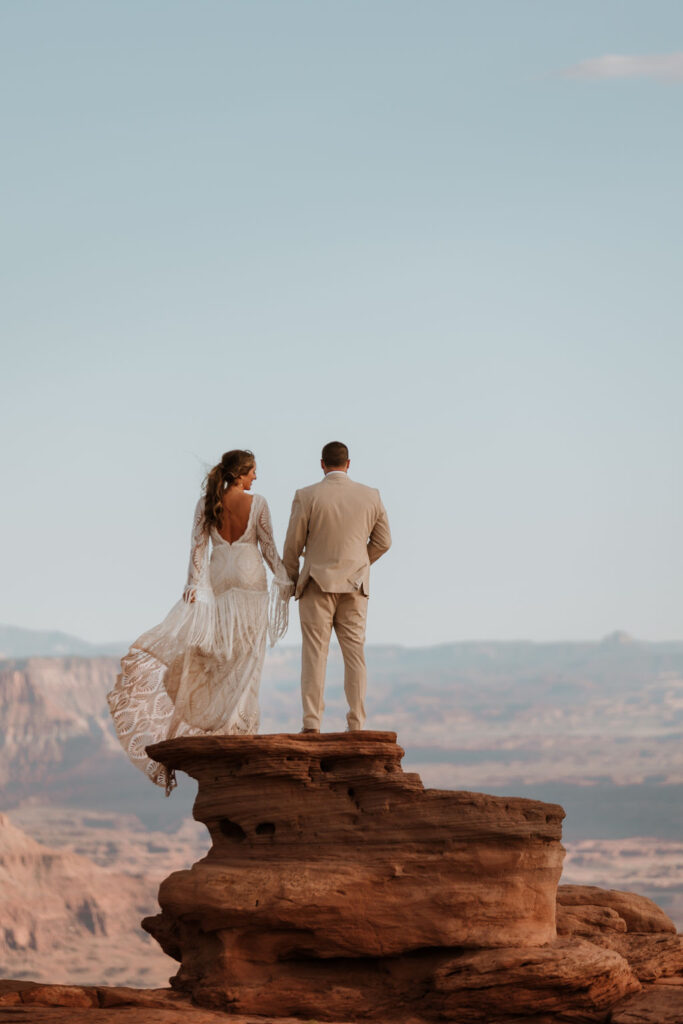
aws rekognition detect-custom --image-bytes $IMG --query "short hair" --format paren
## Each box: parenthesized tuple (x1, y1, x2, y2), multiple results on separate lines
(321, 441, 349, 467)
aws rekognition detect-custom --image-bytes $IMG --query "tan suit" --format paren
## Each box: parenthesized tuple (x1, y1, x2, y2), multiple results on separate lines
(283, 473, 391, 730)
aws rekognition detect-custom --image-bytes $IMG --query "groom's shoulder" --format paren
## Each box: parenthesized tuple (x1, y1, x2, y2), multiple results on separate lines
(348, 478, 384, 505)
(294, 477, 381, 504)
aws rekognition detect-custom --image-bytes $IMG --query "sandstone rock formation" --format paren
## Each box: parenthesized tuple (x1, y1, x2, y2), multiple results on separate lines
(0, 658, 120, 800)
(2, 733, 682, 1023)
(557, 884, 678, 934)
(2, 977, 683, 1024)
(561, 838, 683, 933)
(140, 731, 683, 1023)
(3, 648, 683, 1017)
(0, 813, 173, 987)
(0, 656, 196, 829)
(0, 980, 247, 1021)
(9, 805, 208, 885)
(556, 883, 683, 988)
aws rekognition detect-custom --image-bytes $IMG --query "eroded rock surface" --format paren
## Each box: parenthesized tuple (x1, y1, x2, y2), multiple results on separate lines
(4, 731, 683, 1022)
(611, 981, 683, 1023)
(0, 980, 309, 1022)
(557, 883, 683, 986)
(557, 883, 677, 934)
(141, 732, 645, 1022)
(0, 813, 172, 986)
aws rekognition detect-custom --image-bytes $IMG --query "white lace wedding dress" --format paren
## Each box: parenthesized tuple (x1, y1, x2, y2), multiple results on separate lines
(107, 493, 293, 793)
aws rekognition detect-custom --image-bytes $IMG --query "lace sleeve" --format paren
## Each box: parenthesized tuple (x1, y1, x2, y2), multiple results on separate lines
(183, 498, 211, 601)
(255, 496, 294, 644)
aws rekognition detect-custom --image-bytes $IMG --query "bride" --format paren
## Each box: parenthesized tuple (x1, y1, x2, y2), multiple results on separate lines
(107, 449, 293, 793)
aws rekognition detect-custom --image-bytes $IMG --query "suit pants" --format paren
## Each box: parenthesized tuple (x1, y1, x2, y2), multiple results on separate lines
(299, 578, 368, 731)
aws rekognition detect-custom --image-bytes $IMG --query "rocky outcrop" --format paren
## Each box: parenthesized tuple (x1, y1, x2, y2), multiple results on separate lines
(2, 733, 682, 1023)
(0, 981, 242, 1021)
(0, 657, 119, 798)
(148, 732, 564, 949)
(142, 732, 653, 1023)
(0, 813, 172, 986)
(430, 938, 637, 1021)
(557, 884, 678, 934)
(3, 977, 683, 1024)
(557, 882, 683, 989)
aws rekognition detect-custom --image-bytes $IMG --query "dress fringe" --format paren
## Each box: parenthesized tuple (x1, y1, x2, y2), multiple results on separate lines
(268, 578, 293, 646)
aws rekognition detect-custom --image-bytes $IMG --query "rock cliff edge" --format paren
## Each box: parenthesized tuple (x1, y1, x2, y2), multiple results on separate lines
(136, 732, 683, 1023)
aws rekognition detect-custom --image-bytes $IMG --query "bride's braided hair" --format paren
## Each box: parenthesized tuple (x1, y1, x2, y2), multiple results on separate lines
(204, 449, 255, 530)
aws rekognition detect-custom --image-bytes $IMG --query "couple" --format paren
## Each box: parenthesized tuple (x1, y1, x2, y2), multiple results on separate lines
(107, 441, 391, 793)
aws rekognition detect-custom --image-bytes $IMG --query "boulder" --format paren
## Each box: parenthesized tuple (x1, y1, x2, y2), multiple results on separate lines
(432, 939, 639, 1021)
(590, 933, 683, 982)
(556, 901, 627, 936)
(557, 884, 677, 934)
(555, 883, 683, 984)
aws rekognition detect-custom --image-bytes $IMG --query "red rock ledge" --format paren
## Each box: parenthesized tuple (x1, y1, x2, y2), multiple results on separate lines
(0, 980, 332, 1021)
(2, 978, 683, 1024)
(2, 733, 682, 1022)
(136, 730, 682, 1023)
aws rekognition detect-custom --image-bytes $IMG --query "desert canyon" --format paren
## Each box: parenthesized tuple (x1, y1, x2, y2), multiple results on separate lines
(1, 628, 683, 1021)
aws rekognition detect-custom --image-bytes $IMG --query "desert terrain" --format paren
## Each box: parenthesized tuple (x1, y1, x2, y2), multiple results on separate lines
(0, 626, 681, 986)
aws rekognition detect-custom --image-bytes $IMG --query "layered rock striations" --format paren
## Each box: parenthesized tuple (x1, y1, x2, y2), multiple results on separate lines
(140, 731, 683, 1022)
(0, 657, 119, 800)
(0, 813, 172, 987)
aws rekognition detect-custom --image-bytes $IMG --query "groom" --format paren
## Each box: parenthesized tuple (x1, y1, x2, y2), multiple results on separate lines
(283, 441, 392, 733)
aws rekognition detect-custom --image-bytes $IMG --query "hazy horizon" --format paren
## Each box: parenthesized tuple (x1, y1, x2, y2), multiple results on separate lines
(2, 620, 683, 657)
(2, 1, 681, 646)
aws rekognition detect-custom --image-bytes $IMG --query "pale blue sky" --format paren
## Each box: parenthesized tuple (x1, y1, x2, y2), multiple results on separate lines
(1, 1, 681, 645)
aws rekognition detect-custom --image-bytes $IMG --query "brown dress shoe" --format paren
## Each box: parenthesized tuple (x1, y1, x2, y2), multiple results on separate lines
(300, 727, 320, 734)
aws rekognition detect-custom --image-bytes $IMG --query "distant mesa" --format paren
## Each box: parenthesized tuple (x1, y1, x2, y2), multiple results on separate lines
(0, 623, 126, 659)
(0, 622, 662, 661)
(600, 630, 637, 646)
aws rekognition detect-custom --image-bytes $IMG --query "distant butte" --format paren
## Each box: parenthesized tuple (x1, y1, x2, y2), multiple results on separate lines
(601, 630, 637, 645)
(130, 731, 683, 1023)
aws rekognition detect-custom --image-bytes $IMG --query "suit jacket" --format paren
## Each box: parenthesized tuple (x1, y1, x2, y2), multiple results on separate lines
(283, 473, 391, 599)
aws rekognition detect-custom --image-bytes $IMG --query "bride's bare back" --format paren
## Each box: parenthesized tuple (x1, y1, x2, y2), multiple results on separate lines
(218, 490, 254, 543)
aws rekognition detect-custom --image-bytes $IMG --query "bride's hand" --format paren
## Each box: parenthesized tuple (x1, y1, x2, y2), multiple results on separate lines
(183, 587, 197, 604)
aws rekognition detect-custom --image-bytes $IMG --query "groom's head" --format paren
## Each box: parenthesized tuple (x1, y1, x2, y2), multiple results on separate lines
(321, 441, 350, 474)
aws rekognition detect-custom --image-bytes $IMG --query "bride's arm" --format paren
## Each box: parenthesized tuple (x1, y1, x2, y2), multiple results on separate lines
(255, 497, 294, 643)
(183, 498, 210, 603)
